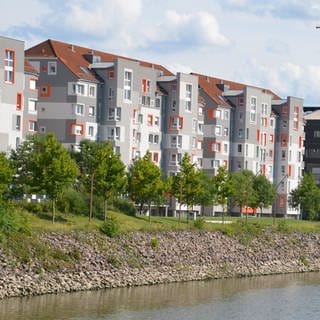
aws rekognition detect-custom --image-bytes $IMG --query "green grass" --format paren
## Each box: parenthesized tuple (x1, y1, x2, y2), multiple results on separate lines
(5, 208, 320, 235)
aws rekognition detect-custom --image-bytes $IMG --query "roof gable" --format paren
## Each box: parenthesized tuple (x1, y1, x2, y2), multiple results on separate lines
(25, 39, 173, 82)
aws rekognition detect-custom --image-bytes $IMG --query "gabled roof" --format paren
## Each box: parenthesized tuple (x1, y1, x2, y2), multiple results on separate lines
(25, 39, 173, 82)
(24, 59, 38, 75)
(192, 72, 281, 106)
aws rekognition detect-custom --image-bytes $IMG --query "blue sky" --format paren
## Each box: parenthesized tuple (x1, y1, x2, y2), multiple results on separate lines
(2, 0, 320, 105)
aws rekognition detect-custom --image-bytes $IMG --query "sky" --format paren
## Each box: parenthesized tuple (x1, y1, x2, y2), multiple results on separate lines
(2, 0, 320, 105)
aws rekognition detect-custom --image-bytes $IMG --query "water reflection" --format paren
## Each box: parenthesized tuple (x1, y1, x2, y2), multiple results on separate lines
(1, 272, 320, 320)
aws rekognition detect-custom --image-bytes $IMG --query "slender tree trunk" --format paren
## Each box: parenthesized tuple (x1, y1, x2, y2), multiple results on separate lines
(260, 206, 263, 218)
(52, 199, 55, 224)
(148, 203, 151, 224)
(89, 173, 94, 222)
(104, 198, 107, 221)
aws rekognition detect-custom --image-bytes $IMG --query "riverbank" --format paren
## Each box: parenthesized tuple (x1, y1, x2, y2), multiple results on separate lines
(1, 229, 320, 299)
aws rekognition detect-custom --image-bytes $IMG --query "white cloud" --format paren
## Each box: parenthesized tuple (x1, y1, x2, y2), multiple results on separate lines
(0, 0, 51, 31)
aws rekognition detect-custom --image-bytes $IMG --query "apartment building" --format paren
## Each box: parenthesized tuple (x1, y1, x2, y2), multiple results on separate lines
(0, 36, 25, 152)
(24, 38, 305, 218)
(304, 109, 320, 184)
(25, 39, 172, 168)
(193, 73, 304, 218)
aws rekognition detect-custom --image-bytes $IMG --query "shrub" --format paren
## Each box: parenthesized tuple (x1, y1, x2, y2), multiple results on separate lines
(112, 198, 137, 217)
(100, 217, 120, 238)
(150, 238, 159, 249)
(193, 217, 206, 230)
(277, 219, 290, 233)
(57, 189, 87, 216)
(0, 203, 30, 236)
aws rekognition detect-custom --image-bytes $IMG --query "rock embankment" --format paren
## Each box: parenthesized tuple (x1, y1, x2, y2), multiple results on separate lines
(1, 230, 320, 299)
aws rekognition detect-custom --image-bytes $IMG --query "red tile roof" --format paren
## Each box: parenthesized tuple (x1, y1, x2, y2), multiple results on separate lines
(192, 72, 281, 106)
(24, 59, 38, 75)
(25, 39, 173, 82)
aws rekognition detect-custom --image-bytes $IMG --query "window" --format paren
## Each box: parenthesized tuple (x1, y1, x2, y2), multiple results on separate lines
(192, 119, 197, 133)
(108, 87, 114, 99)
(171, 135, 182, 148)
(39, 126, 46, 134)
(185, 84, 192, 111)
(238, 128, 243, 138)
(108, 70, 114, 79)
(74, 104, 84, 115)
(197, 139, 203, 149)
(138, 114, 143, 124)
(250, 97, 257, 122)
(154, 116, 159, 126)
(155, 98, 161, 108)
(124, 70, 132, 101)
(282, 120, 288, 128)
(89, 85, 96, 97)
(198, 106, 203, 115)
(153, 152, 159, 163)
(269, 134, 274, 142)
(223, 127, 229, 136)
(28, 99, 37, 113)
(192, 137, 196, 149)
(16, 93, 22, 110)
(211, 142, 221, 152)
(280, 133, 288, 147)
(72, 83, 85, 95)
(108, 107, 121, 121)
(108, 127, 120, 140)
(223, 143, 228, 153)
(88, 126, 94, 137)
(238, 144, 242, 153)
(215, 109, 222, 119)
(282, 106, 289, 116)
(198, 122, 203, 134)
(215, 126, 222, 136)
(293, 106, 299, 130)
(238, 96, 244, 106)
(147, 114, 153, 126)
(261, 103, 268, 115)
(28, 121, 37, 132)
(141, 79, 151, 93)
(270, 118, 275, 128)
(70, 124, 83, 136)
(40, 84, 50, 97)
(30, 79, 37, 90)
(16, 115, 21, 130)
(48, 61, 57, 75)
(224, 110, 229, 120)
(239, 110, 244, 121)
(88, 106, 95, 117)
(4, 50, 15, 83)
(172, 100, 176, 111)
(170, 116, 183, 129)
(281, 150, 286, 160)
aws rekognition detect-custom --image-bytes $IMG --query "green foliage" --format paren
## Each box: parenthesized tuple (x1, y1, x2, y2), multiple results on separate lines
(276, 219, 290, 233)
(56, 189, 88, 216)
(23, 201, 51, 214)
(112, 198, 137, 216)
(290, 172, 320, 220)
(193, 217, 206, 230)
(0, 153, 14, 199)
(99, 216, 120, 237)
(150, 237, 159, 248)
(127, 151, 166, 219)
(0, 203, 30, 236)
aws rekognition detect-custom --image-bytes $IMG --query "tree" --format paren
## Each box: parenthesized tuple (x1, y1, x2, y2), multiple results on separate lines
(170, 153, 201, 222)
(213, 166, 233, 223)
(290, 172, 320, 220)
(10, 134, 42, 198)
(196, 170, 216, 216)
(0, 153, 14, 200)
(76, 140, 114, 221)
(230, 169, 255, 223)
(36, 133, 78, 223)
(94, 143, 127, 220)
(252, 174, 276, 217)
(127, 151, 166, 222)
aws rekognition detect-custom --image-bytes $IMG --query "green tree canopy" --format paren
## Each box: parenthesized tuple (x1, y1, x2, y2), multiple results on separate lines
(290, 172, 320, 220)
(0, 153, 14, 200)
(252, 174, 276, 217)
(127, 151, 166, 222)
(213, 166, 233, 222)
(170, 153, 201, 221)
(230, 169, 255, 221)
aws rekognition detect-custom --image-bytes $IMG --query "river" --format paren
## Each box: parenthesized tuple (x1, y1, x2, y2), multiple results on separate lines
(1, 272, 320, 320)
